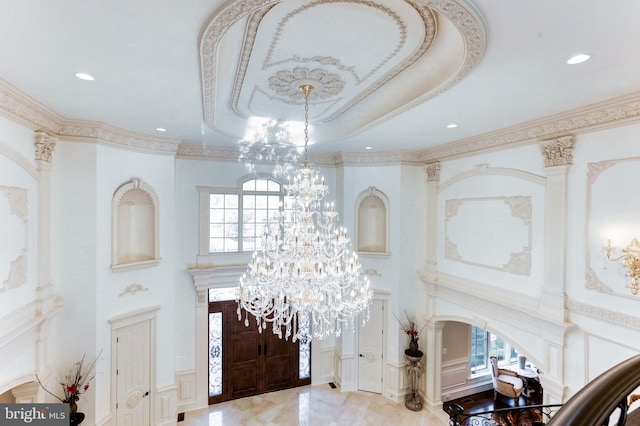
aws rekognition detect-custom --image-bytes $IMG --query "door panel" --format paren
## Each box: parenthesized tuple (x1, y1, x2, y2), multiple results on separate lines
(115, 321, 151, 425)
(209, 300, 310, 404)
(358, 299, 384, 393)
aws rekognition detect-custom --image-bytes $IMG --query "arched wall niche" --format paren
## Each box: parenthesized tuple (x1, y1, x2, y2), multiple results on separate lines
(111, 178, 160, 272)
(355, 187, 390, 255)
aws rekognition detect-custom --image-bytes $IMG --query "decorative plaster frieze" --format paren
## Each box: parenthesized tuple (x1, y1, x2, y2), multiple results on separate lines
(426, 162, 440, 182)
(333, 150, 424, 166)
(363, 268, 382, 277)
(268, 67, 345, 100)
(0, 79, 181, 155)
(541, 136, 574, 167)
(58, 121, 180, 155)
(0, 77, 62, 133)
(585, 267, 614, 294)
(587, 160, 616, 185)
(567, 298, 640, 331)
(119, 283, 149, 297)
(34, 132, 57, 163)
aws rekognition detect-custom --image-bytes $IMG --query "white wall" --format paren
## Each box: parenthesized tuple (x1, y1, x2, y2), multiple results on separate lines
(0, 115, 43, 395)
(2, 93, 640, 422)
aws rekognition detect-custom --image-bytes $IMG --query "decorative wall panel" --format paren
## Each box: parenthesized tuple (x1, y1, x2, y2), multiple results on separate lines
(445, 196, 532, 276)
(0, 186, 27, 292)
(586, 157, 640, 297)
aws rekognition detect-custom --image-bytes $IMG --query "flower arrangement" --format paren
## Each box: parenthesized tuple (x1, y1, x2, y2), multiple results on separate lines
(37, 351, 101, 404)
(394, 310, 429, 343)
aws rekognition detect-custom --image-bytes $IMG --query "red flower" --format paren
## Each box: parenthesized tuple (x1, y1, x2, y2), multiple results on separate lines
(66, 384, 78, 394)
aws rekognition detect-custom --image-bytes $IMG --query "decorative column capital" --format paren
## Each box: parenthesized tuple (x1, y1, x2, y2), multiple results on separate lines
(541, 136, 574, 167)
(426, 161, 440, 182)
(34, 131, 57, 163)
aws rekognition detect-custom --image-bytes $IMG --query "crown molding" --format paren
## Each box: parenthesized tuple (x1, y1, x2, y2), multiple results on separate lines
(0, 78, 181, 155)
(419, 91, 640, 162)
(2, 77, 640, 164)
(333, 150, 424, 166)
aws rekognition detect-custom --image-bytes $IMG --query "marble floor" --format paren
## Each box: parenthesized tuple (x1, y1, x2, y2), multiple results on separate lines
(182, 385, 449, 426)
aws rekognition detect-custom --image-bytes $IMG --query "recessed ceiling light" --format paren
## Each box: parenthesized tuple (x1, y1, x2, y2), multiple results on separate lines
(74, 72, 94, 81)
(365, 146, 373, 150)
(567, 54, 591, 65)
(446, 123, 458, 129)
(156, 127, 167, 132)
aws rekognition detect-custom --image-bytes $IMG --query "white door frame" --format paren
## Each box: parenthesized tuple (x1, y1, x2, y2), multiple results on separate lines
(109, 306, 159, 425)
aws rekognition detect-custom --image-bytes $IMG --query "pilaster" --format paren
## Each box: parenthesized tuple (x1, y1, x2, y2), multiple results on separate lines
(424, 162, 440, 280)
(540, 136, 573, 323)
(424, 321, 444, 411)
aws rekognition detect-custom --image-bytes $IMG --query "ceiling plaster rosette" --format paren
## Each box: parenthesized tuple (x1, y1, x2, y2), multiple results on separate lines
(200, 0, 486, 140)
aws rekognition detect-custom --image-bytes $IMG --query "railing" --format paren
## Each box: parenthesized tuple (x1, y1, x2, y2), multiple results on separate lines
(448, 354, 640, 426)
(446, 402, 563, 426)
(547, 354, 640, 426)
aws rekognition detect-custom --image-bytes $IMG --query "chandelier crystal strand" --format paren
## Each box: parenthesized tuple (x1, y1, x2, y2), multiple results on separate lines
(237, 85, 373, 343)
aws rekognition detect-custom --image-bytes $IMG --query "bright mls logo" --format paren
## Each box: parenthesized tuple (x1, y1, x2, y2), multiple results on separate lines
(1, 404, 67, 425)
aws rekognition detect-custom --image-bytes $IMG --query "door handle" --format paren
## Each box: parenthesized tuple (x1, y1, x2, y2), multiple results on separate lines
(359, 354, 364, 358)
(143, 391, 149, 397)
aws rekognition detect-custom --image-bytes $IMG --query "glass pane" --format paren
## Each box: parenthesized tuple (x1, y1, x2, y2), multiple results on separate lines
(210, 209, 225, 223)
(226, 238, 238, 252)
(224, 195, 238, 208)
(225, 209, 238, 223)
(268, 195, 281, 208)
(225, 224, 238, 238)
(255, 179, 268, 191)
(299, 340, 311, 379)
(268, 180, 281, 191)
(470, 326, 487, 372)
(255, 209, 269, 223)
(210, 238, 224, 253)
(210, 194, 225, 208)
(209, 287, 237, 301)
(209, 312, 223, 397)
(243, 224, 256, 238)
(242, 180, 256, 191)
(256, 196, 268, 209)
(243, 210, 255, 222)
(210, 224, 224, 237)
(244, 239, 255, 252)
(489, 334, 506, 362)
(243, 195, 255, 209)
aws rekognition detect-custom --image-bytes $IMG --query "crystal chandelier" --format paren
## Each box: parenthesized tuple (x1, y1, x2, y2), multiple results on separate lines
(237, 85, 373, 343)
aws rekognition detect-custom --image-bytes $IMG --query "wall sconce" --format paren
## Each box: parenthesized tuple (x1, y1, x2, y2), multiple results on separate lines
(604, 238, 640, 295)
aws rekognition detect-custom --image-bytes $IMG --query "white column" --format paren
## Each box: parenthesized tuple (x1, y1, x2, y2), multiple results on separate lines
(424, 321, 444, 411)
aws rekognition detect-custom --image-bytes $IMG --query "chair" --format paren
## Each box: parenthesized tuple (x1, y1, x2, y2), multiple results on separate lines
(490, 356, 524, 402)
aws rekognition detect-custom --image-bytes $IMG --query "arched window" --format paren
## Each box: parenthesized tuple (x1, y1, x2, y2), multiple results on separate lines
(203, 175, 284, 254)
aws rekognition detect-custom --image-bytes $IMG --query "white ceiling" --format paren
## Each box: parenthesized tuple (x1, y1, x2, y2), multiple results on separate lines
(0, 0, 639, 155)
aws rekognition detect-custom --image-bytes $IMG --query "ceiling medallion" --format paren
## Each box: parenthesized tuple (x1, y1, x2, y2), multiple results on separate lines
(268, 67, 345, 100)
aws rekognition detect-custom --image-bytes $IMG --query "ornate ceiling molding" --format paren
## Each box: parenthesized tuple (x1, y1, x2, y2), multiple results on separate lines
(420, 91, 640, 162)
(0, 78, 181, 155)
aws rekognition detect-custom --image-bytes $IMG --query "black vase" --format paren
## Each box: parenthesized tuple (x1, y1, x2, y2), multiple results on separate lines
(67, 401, 84, 425)
(409, 337, 419, 354)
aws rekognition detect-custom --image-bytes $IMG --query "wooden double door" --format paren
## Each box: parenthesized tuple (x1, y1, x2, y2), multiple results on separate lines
(209, 300, 310, 404)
